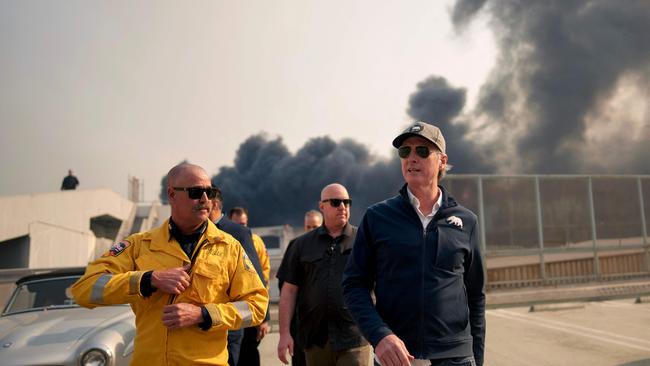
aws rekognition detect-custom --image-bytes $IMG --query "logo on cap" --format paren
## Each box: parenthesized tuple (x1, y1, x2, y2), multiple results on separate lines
(409, 124, 423, 133)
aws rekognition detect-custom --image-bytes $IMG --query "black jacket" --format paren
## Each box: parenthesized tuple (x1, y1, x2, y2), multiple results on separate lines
(282, 224, 367, 351)
(342, 184, 485, 365)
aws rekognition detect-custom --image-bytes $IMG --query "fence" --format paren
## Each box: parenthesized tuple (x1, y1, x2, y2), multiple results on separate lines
(443, 175, 650, 288)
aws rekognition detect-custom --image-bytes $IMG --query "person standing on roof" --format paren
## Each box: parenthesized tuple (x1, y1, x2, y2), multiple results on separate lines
(61, 169, 79, 190)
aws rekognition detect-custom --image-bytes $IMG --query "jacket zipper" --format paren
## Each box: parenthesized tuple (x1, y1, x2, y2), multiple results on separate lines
(168, 238, 210, 305)
(419, 222, 428, 357)
(420, 210, 444, 357)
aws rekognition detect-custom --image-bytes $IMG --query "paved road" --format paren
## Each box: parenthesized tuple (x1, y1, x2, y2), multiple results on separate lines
(259, 298, 650, 366)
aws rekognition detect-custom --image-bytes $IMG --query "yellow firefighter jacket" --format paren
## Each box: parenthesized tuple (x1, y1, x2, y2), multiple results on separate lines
(71, 219, 269, 366)
(251, 233, 270, 285)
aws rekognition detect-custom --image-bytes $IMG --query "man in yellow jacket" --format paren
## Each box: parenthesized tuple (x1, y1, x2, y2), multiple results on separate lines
(72, 163, 269, 366)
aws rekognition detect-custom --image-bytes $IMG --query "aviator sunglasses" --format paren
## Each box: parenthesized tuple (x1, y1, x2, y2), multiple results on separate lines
(397, 145, 435, 159)
(173, 186, 220, 199)
(321, 198, 352, 207)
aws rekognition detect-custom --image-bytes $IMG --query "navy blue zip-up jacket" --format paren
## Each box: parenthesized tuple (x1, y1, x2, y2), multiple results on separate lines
(342, 184, 485, 365)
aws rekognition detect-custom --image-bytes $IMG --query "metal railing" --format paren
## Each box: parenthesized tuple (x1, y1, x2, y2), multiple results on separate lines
(443, 174, 650, 287)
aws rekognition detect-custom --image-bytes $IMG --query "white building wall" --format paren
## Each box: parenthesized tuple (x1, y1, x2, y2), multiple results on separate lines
(0, 189, 135, 242)
(0, 189, 136, 269)
(28, 222, 96, 268)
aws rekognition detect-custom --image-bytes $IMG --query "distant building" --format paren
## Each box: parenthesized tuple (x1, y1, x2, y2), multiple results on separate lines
(0, 189, 160, 269)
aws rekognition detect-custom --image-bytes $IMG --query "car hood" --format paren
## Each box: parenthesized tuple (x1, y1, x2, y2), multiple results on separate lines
(0, 306, 133, 364)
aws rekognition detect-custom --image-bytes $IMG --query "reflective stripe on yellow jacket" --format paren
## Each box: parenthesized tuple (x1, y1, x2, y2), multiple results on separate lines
(252, 233, 270, 285)
(71, 219, 269, 366)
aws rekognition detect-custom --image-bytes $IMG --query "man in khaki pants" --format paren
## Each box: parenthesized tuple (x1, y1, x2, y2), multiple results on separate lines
(277, 183, 371, 366)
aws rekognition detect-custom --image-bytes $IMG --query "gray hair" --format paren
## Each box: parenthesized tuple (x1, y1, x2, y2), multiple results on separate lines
(304, 210, 323, 221)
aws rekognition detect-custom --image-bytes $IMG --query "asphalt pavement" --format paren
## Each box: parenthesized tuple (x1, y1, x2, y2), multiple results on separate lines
(259, 279, 650, 366)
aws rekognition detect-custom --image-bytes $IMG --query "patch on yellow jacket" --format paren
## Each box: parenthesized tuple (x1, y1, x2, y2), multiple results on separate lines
(243, 252, 256, 274)
(102, 240, 130, 257)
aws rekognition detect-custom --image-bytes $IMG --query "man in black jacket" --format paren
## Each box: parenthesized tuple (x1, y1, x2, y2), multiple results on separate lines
(277, 183, 370, 366)
(208, 189, 267, 366)
(342, 122, 486, 366)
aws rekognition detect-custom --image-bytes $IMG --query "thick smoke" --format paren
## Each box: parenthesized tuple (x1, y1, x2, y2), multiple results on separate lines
(210, 134, 402, 227)
(451, 0, 650, 173)
(407, 76, 496, 173)
(158, 1, 650, 225)
(161, 76, 499, 226)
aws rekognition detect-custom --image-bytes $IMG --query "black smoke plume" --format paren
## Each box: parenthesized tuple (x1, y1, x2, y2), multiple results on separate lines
(451, 0, 650, 173)
(160, 76, 499, 226)
(407, 76, 496, 173)
(210, 134, 402, 227)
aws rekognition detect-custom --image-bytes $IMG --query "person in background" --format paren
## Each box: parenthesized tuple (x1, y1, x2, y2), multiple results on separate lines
(278, 183, 370, 366)
(71, 163, 268, 365)
(303, 209, 323, 232)
(209, 193, 268, 366)
(61, 169, 79, 190)
(342, 122, 486, 366)
(229, 206, 271, 366)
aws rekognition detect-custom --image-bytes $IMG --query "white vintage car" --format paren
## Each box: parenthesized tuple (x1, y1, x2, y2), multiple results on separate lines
(0, 268, 135, 366)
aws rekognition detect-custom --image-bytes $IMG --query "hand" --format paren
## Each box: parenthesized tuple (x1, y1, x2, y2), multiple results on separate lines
(374, 334, 414, 366)
(162, 303, 203, 329)
(256, 321, 270, 341)
(276, 333, 294, 365)
(151, 265, 191, 294)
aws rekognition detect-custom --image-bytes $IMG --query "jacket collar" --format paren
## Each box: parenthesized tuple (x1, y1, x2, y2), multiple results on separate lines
(399, 183, 458, 212)
(145, 219, 225, 262)
(317, 222, 354, 239)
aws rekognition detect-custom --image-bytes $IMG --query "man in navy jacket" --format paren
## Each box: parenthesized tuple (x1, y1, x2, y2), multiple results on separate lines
(342, 122, 485, 366)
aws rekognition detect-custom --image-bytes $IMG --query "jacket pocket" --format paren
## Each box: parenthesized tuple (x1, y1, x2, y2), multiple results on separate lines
(435, 225, 470, 273)
(188, 258, 229, 304)
(425, 266, 469, 337)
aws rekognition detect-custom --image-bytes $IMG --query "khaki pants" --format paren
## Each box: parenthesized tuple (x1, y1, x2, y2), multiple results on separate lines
(304, 341, 371, 366)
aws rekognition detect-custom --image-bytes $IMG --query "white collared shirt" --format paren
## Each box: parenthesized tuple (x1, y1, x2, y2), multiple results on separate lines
(407, 186, 442, 231)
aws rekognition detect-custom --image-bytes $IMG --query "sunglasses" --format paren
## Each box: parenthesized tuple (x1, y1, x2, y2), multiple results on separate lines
(173, 186, 219, 200)
(321, 198, 352, 207)
(397, 145, 435, 159)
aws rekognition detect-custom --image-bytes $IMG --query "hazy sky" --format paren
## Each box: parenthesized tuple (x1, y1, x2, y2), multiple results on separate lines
(0, 0, 495, 201)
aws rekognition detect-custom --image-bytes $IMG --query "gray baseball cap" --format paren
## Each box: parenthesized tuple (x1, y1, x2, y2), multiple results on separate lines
(392, 121, 446, 154)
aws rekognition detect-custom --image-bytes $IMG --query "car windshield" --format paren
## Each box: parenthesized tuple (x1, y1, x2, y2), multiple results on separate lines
(3, 276, 81, 315)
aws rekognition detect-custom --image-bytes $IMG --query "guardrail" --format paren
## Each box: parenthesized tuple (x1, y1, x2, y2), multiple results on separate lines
(488, 251, 650, 289)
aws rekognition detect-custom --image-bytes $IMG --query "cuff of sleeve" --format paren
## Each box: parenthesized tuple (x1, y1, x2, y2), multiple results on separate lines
(199, 306, 212, 331)
(204, 303, 223, 328)
(264, 304, 271, 322)
(138, 271, 157, 297)
(370, 327, 394, 348)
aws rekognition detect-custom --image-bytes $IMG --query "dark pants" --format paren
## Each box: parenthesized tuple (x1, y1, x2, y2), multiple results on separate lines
(237, 326, 261, 366)
(227, 329, 244, 366)
(304, 341, 371, 366)
(291, 313, 307, 366)
(430, 356, 476, 366)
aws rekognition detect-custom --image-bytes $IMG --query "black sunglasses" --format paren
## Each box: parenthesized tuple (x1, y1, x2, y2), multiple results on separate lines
(173, 186, 219, 200)
(321, 198, 352, 207)
(397, 145, 434, 159)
